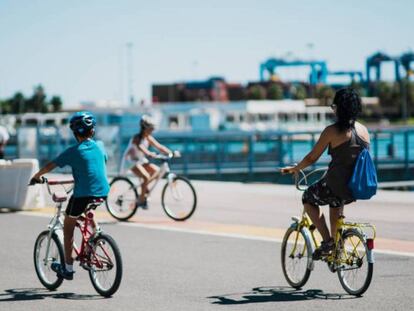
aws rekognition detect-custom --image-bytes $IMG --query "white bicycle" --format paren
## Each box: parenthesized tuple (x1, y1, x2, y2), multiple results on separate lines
(106, 153, 197, 221)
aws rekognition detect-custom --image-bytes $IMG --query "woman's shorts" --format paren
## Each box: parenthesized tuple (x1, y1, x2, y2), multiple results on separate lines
(302, 178, 352, 208)
(66, 196, 107, 218)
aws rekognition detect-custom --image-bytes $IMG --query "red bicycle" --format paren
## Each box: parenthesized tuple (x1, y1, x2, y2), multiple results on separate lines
(31, 178, 123, 297)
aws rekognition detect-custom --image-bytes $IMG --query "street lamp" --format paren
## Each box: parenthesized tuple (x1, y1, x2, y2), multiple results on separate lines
(126, 42, 134, 107)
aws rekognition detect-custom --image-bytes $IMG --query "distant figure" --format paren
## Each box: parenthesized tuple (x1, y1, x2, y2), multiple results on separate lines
(0, 125, 10, 159)
(387, 143, 395, 158)
(120, 115, 172, 208)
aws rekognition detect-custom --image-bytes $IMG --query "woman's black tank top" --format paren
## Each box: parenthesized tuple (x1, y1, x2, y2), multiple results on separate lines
(325, 127, 369, 200)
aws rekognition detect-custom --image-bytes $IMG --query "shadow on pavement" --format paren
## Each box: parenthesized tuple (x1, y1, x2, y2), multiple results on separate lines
(208, 286, 359, 305)
(0, 288, 105, 302)
(0, 208, 18, 214)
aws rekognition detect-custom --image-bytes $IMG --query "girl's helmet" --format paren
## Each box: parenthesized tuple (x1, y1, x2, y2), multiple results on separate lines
(69, 111, 96, 135)
(140, 115, 155, 129)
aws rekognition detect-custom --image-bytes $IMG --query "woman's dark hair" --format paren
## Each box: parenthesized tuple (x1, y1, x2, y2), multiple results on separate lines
(333, 88, 362, 131)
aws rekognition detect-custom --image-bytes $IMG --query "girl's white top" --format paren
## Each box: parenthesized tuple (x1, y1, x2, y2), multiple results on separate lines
(119, 137, 149, 173)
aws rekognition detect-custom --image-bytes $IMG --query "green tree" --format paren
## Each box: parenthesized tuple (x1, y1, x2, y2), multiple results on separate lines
(0, 99, 10, 114)
(349, 81, 366, 97)
(267, 83, 284, 100)
(376, 81, 392, 102)
(0, 86, 66, 115)
(10, 92, 25, 114)
(315, 84, 335, 106)
(247, 85, 266, 100)
(50, 96, 63, 112)
(407, 81, 414, 118)
(26, 85, 47, 112)
(291, 84, 307, 100)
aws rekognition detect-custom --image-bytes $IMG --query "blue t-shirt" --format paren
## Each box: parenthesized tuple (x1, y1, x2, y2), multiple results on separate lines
(53, 139, 110, 198)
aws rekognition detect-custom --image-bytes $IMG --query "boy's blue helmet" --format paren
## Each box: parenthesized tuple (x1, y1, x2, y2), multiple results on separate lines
(69, 111, 96, 135)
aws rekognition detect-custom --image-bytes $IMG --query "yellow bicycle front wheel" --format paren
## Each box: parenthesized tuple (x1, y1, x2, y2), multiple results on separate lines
(281, 226, 313, 288)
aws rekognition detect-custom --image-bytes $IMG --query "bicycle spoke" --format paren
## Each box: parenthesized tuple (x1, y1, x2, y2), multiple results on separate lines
(162, 177, 197, 221)
(34, 231, 64, 290)
(106, 178, 138, 221)
(281, 228, 312, 288)
(88, 234, 122, 296)
(337, 230, 373, 295)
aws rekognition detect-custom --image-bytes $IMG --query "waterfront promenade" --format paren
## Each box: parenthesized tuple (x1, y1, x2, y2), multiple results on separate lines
(1, 178, 413, 310)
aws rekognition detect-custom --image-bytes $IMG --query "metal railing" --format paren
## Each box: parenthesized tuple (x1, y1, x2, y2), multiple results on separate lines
(4, 125, 414, 181)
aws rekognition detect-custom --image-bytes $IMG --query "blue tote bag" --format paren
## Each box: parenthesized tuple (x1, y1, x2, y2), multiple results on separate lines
(348, 148, 377, 200)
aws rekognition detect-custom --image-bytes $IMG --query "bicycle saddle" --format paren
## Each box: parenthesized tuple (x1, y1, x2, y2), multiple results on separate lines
(52, 191, 68, 203)
(86, 198, 105, 210)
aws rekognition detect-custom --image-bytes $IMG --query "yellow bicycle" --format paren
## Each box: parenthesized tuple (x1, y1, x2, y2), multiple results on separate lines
(281, 168, 376, 296)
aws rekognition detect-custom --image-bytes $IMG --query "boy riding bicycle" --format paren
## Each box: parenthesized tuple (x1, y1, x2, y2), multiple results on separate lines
(30, 111, 109, 280)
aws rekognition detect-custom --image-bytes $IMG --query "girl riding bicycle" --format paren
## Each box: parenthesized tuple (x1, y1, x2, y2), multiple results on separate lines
(120, 115, 172, 208)
(281, 88, 370, 260)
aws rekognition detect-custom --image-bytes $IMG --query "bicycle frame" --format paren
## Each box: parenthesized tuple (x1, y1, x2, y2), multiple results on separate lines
(130, 157, 177, 196)
(40, 180, 73, 266)
(42, 203, 64, 266)
(289, 168, 376, 268)
(73, 209, 113, 270)
(331, 217, 376, 265)
(288, 211, 316, 271)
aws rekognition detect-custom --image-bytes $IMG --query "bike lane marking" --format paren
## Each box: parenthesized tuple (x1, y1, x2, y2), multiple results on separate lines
(21, 208, 414, 258)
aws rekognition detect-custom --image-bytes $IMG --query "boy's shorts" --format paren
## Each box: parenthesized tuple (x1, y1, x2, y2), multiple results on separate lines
(66, 196, 107, 218)
(302, 178, 353, 208)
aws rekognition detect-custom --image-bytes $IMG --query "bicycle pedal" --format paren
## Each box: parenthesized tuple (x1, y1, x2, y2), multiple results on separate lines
(80, 263, 89, 271)
(80, 262, 93, 271)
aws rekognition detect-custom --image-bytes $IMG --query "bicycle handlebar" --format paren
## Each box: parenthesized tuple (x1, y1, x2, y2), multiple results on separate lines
(48, 179, 75, 185)
(29, 177, 74, 195)
(155, 150, 181, 161)
(28, 176, 47, 186)
(29, 177, 74, 186)
(279, 166, 328, 191)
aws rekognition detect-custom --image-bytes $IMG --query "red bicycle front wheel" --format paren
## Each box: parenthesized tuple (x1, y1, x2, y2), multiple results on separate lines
(88, 233, 123, 297)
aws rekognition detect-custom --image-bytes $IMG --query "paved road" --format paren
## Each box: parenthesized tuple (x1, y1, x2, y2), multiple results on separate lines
(100, 178, 414, 255)
(1, 179, 414, 310)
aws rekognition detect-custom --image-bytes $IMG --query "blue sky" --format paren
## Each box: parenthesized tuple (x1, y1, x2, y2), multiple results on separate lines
(0, 0, 413, 107)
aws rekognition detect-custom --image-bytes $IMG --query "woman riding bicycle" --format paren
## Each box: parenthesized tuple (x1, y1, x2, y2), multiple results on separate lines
(281, 88, 370, 260)
(120, 115, 172, 208)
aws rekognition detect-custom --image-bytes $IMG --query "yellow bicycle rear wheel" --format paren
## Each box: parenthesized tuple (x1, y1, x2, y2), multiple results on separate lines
(337, 229, 373, 296)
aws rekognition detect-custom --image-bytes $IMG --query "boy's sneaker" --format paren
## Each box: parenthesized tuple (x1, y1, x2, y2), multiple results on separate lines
(312, 239, 334, 260)
(51, 262, 74, 280)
